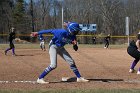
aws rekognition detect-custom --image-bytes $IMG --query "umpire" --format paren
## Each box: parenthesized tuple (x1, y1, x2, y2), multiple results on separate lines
(5, 27, 16, 56)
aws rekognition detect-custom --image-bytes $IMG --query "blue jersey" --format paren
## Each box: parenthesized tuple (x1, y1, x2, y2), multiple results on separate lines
(38, 34, 44, 41)
(38, 29, 76, 47)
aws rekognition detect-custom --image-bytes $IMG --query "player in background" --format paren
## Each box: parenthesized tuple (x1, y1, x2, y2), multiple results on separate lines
(5, 27, 16, 56)
(127, 32, 140, 74)
(92, 36, 96, 44)
(39, 34, 46, 51)
(31, 22, 89, 84)
(104, 34, 111, 49)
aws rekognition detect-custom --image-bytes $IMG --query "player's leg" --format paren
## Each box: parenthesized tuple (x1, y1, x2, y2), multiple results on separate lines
(11, 42, 16, 56)
(12, 48, 16, 56)
(37, 44, 57, 83)
(104, 41, 107, 48)
(5, 42, 13, 55)
(40, 42, 43, 50)
(129, 59, 139, 73)
(58, 47, 89, 82)
(106, 41, 109, 48)
(58, 47, 81, 77)
(42, 41, 46, 51)
(134, 51, 140, 74)
(128, 48, 140, 73)
(130, 59, 139, 70)
(43, 45, 46, 51)
(5, 47, 11, 55)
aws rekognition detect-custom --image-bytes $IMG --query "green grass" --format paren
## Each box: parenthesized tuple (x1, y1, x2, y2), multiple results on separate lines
(0, 89, 140, 93)
(0, 44, 41, 49)
(0, 44, 128, 50)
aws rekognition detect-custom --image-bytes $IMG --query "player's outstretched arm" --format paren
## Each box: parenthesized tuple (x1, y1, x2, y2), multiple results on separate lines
(30, 32, 38, 37)
(31, 29, 54, 38)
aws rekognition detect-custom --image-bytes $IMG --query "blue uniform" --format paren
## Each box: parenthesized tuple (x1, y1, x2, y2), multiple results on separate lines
(38, 34, 46, 51)
(38, 29, 76, 47)
(38, 34, 44, 41)
(37, 28, 81, 80)
(36, 22, 89, 83)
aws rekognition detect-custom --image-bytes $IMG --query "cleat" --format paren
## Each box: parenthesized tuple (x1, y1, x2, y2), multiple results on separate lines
(37, 78, 49, 84)
(77, 77, 89, 82)
(137, 71, 140, 75)
(129, 69, 136, 73)
(12, 54, 17, 56)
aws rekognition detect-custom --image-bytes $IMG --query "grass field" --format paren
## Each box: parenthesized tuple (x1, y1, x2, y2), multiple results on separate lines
(0, 89, 140, 93)
(0, 44, 140, 93)
(0, 43, 128, 49)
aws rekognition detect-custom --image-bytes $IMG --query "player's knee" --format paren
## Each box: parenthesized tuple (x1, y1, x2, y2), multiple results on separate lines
(66, 58, 74, 64)
(50, 65, 57, 69)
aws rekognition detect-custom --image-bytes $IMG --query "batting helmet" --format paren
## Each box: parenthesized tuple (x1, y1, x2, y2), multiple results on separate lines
(67, 22, 81, 35)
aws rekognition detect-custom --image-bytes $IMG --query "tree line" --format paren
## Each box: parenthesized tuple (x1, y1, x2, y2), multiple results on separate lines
(0, 0, 140, 43)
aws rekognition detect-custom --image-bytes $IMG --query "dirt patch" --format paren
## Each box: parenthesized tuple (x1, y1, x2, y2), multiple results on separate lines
(0, 47, 140, 90)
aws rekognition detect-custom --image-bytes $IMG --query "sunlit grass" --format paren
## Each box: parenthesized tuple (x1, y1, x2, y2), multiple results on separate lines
(0, 44, 128, 50)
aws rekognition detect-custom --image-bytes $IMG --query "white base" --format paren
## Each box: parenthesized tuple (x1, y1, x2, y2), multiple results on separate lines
(61, 77, 70, 82)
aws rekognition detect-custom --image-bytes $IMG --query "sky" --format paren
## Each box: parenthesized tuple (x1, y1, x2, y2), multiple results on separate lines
(24, 0, 30, 3)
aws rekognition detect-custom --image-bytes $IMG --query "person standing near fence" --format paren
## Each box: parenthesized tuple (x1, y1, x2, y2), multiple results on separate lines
(92, 36, 96, 44)
(31, 22, 89, 84)
(5, 27, 16, 56)
(127, 32, 140, 74)
(104, 34, 111, 49)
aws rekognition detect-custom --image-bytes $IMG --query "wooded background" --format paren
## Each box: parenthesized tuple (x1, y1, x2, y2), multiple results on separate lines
(1, 0, 140, 44)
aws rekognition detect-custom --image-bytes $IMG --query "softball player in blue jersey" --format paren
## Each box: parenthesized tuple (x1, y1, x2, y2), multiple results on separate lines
(38, 34, 46, 51)
(31, 22, 89, 84)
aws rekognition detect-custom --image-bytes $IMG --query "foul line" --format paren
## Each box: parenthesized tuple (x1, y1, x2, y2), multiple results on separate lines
(0, 81, 37, 84)
(0, 80, 140, 84)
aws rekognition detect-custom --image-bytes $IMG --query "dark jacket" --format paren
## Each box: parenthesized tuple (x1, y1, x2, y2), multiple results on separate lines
(9, 32, 15, 42)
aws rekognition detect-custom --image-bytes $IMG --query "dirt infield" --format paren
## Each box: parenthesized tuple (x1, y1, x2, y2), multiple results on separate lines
(0, 47, 140, 90)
